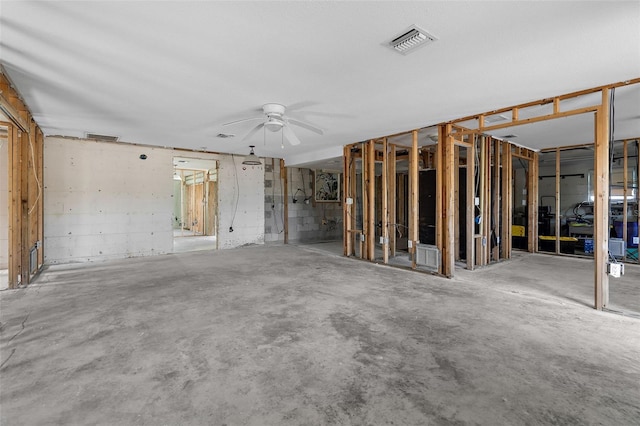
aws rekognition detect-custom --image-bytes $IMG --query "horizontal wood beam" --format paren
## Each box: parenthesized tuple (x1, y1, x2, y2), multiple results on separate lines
(451, 78, 640, 125)
(478, 105, 599, 133)
(0, 90, 29, 132)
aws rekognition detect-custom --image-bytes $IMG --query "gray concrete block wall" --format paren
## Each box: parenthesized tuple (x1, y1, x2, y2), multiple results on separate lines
(264, 164, 343, 243)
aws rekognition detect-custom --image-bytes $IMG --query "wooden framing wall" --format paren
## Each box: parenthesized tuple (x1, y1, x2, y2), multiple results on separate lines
(448, 80, 640, 310)
(1, 70, 45, 288)
(342, 127, 519, 277)
(340, 79, 638, 311)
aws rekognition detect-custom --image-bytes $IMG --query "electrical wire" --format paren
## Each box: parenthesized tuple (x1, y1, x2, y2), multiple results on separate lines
(27, 133, 42, 215)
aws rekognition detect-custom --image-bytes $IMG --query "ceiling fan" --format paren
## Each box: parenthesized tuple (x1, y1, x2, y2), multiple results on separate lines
(222, 103, 324, 146)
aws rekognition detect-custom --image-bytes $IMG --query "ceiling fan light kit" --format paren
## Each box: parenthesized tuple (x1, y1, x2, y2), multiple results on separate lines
(264, 117, 284, 132)
(242, 145, 262, 165)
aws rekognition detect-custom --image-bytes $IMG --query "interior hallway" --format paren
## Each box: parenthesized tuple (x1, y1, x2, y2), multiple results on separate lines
(1, 245, 639, 425)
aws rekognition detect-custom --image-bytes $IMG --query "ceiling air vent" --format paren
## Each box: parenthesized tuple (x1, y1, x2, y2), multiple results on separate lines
(485, 114, 509, 124)
(388, 25, 437, 55)
(216, 133, 235, 138)
(85, 133, 119, 142)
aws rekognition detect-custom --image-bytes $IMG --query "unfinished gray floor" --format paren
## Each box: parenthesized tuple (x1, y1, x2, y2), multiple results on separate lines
(1, 245, 639, 425)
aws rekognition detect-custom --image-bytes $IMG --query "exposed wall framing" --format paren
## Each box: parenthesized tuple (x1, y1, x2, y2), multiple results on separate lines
(448, 79, 640, 310)
(340, 79, 638, 311)
(1, 70, 45, 288)
(342, 128, 520, 277)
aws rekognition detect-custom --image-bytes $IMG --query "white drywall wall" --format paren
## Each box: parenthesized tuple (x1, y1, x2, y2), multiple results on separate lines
(44, 137, 265, 264)
(0, 135, 8, 269)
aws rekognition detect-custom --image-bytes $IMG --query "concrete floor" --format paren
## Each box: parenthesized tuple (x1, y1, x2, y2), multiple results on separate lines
(0, 269, 7, 291)
(173, 235, 217, 254)
(299, 241, 640, 315)
(1, 245, 639, 425)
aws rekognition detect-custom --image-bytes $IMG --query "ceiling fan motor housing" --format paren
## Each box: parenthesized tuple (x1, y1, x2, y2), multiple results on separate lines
(262, 103, 286, 116)
(263, 103, 286, 132)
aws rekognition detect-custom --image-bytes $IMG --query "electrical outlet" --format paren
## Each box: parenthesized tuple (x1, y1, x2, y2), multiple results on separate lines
(346, 197, 353, 205)
(608, 263, 622, 278)
(407, 240, 413, 248)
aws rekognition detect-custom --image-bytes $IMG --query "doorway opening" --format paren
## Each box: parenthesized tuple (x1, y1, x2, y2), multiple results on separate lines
(172, 157, 218, 253)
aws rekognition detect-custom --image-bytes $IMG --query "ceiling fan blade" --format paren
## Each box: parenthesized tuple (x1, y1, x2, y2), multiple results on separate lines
(222, 116, 264, 127)
(283, 124, 301, 146)
(286, 101, 318, 112)
(242, 123, 264, 141)
(286, 118, 324, 135)
(292, 110, 355, 119)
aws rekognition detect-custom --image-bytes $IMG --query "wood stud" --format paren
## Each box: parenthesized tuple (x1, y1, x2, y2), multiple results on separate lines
(381, 138, 389, 264)
(409, 131, 419, 269)
(594, 90, 610, 310)
(388, 144, 397, 258)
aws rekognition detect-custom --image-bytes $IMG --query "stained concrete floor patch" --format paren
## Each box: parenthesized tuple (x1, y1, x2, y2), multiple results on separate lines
(1, 245, 639, 425)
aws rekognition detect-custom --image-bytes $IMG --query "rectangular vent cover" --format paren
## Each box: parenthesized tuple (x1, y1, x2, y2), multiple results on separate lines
(29, 247, 38, 275)
(609, 238, 626, 257)
(85, 133, 119, 142)
(388, 26, 437, 55)
(416, 243, 440, 270)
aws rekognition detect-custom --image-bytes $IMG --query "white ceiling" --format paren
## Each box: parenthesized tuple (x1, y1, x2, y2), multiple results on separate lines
(1, 1, 639, 168)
